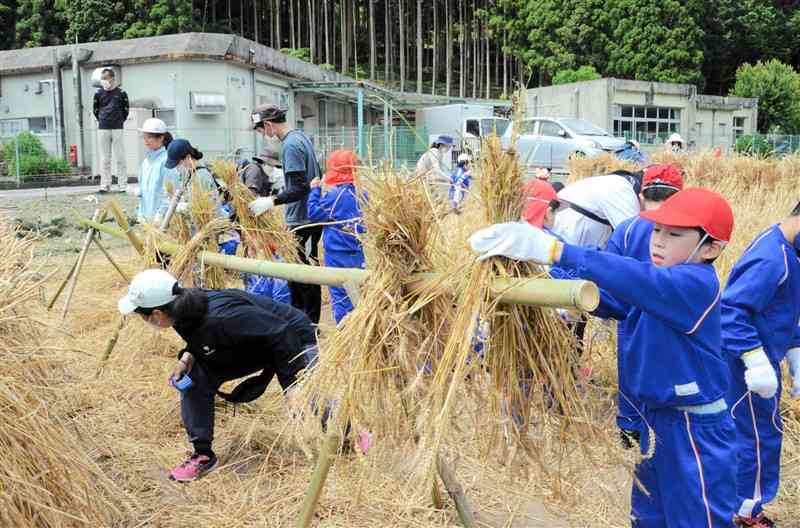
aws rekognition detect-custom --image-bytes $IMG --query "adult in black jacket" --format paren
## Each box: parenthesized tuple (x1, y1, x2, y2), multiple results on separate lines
(93, 68, 130, 192)
(118, 269, 317, 481)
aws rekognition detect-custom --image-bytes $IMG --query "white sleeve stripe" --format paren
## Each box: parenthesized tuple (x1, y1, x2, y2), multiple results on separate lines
(623, 218, 639, 250)
(686, 287, 721, 335)
(779, 245, 789, 286)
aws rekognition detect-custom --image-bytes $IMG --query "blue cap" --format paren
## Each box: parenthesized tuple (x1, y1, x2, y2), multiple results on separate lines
(165, 139, 202, 169)
(436, 135, 454, 146)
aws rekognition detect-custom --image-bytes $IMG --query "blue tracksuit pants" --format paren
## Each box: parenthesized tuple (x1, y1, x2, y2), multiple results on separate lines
(726, 359, 783, 518)
(325, 249, 365, 324)
(632, 406, 737, 527)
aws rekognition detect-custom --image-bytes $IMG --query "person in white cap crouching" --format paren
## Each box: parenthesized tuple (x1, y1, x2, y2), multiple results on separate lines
(118, 269, 318, 481)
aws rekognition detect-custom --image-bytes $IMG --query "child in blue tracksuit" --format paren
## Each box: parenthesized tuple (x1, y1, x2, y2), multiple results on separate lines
(307, 149, 365, 324)
(720, 205, 800, 527)
(470, 187, 738, 527)
(449, 154, 472, 211)
(604, 164, 684, 447)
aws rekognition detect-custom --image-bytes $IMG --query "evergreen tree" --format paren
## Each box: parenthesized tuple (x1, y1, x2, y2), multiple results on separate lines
(15, 0, 67, 47)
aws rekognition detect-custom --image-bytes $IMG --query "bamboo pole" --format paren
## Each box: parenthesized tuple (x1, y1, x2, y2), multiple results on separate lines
(92, 237, 130, 283)
(77, 218, 600, 311)
(61, 208, 103, 320)
(107, 199, 144, 255)
(96, 315, 125, 376)
(296, 432, 340, 528)
(436, 454, 477, 528)
(47, 258, 78, 310)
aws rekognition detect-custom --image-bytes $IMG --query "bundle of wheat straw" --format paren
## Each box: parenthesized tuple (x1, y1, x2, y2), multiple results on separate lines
(567, 152, 641, 182)
(210, 159, 299, 263)
(0, 220, 133, 527)
(412, 136, 625, 496)
(295, 168, 451, 450)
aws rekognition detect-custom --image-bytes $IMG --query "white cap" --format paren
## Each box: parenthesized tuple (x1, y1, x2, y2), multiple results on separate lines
(118, 269, 178, 315)
(457, 153, 472, 163)
(666, 133, 685, 146)
(139, 118, 168, 134)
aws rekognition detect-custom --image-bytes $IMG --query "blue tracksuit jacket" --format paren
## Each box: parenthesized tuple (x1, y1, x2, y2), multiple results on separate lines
(307, 183, 366, 323)
(721, 224, 800, 364)
(559, 244, 727, 408)
(604, 216, 654, 432)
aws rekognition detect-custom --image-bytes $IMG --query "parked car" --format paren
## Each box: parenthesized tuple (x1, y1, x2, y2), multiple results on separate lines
(501, 117, 626, 175)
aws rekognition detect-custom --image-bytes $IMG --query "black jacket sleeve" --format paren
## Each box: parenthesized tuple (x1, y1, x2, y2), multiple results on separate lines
(121, 90, 130, 120)
(93, 92, 100, 119)
(273, 171, 310, 205)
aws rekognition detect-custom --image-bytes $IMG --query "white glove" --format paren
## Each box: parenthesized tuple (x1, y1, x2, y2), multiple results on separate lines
(469, 221, 559, 264)
(786, 348, 800, 398)
(742, 348, 778, 399)
(175, 201, 189, 215)
(248, 196, 275, 217)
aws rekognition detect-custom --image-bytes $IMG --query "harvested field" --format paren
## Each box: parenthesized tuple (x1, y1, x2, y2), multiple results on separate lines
(4, 151, 800, 527)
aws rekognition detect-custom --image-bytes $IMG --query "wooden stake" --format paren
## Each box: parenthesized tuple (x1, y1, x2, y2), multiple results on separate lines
(61, 208, 102, 320)
(92, 237, 130, 283)
(436, 454, 477, 528)
(296, 432, 340, 528)
(107, 199, 144, 255)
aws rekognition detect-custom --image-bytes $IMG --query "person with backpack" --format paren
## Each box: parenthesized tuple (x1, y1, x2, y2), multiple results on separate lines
(242, 148, 283, 198)
(307, 149, 366, 324)
(93, 68, 130, 193)
(135, 118, 175, 224)
(118, 269, 316, 481)
(248, 104, 323, 324)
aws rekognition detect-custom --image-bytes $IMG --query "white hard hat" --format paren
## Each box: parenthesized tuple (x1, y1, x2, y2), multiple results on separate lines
(118, 269, 178, 315)
(666, 133, 685, 146)
(457, 153, 472, 163)
(140, 118, 168, 134)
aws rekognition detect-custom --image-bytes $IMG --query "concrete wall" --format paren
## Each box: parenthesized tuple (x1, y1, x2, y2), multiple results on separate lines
(1, 58, 367, 179)
(525, 79, 610, 128)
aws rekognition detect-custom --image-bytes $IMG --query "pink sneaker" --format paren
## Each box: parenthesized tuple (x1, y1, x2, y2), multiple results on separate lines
(355, 431, 373, 455)
(169, 453, 218, 482)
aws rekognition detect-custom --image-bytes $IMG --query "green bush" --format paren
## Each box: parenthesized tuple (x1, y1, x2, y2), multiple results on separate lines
(3, 132, 71, 179)
(553, 65, 602, 85)
(735, 134, 773, 156)
(730, 60, 800, 134)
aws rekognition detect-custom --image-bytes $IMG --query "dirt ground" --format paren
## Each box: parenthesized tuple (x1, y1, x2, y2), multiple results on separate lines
(0, 188, 139, 255)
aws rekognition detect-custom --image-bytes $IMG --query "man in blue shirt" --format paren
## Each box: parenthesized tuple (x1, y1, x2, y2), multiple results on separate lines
(248, 104, 323, 324)
(721, 202, 800, 528)
(470, 188, 738, 528)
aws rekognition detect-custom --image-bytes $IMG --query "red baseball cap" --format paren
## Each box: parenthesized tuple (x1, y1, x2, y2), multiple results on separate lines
(642, 164, 684, 192)
(640, 188, 734, 242)
(522, 179, 558, 228)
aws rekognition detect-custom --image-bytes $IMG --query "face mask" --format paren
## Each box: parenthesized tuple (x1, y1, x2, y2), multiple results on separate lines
(101, 79, 113, 90)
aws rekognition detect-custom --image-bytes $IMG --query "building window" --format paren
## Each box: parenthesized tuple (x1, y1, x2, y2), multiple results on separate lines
(733, 116, 746, 140)
(28, 117, 53, 134)
(154, 108, 176, 127)
(613, 105, 680, 144)
(0, 119, 26, 137)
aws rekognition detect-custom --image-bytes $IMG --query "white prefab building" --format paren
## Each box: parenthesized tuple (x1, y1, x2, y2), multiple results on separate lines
(525, 78, 758, 152)
(0, 33, 380, 181)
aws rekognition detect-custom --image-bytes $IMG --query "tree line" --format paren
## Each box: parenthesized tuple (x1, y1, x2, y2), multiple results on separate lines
(1, 1, 800, 103)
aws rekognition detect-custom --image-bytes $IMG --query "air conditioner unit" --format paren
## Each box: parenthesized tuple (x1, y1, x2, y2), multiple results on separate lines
(190, 92, 226, 114)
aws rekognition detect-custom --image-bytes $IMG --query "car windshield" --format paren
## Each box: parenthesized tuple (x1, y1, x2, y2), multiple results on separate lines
(481, 118, 510, 136)
(559, 118, 610, 136)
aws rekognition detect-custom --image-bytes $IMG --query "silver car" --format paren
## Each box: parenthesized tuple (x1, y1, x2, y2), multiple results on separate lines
(502, 117, 626, 175)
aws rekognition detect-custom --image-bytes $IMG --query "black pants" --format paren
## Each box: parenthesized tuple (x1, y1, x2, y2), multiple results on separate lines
(181, 345, 317, 455)
(288, 224, 323, 324)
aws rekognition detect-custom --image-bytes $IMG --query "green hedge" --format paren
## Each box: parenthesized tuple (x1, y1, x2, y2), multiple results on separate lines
(3, 132, 72, 179)
(734, 135, 773, 156)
